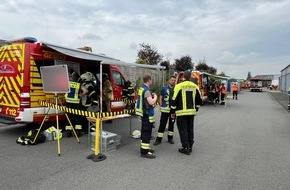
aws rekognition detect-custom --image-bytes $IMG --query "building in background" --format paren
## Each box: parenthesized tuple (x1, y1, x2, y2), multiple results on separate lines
(279, 64, 290, 93)
(252, 74, 279, 87)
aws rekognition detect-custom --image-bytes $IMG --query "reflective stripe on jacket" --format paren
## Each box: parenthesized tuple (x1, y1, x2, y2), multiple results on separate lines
(171, 80, 202, 117)
(65, 81, 81, 104)
(160, 85, 174, 113)
(135, 85, 155, 123)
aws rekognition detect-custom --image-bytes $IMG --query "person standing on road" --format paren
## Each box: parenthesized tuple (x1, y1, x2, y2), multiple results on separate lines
(154, 75, 176, 146)
(220, 83, 226, 105)
(135, 74, 158, 159)
(171, 70, 202, 155)
(79, 72, 100, 133)
(214, 82, 220, 104)
(65, 69, 82, 137)
(232, 83, 238, 100)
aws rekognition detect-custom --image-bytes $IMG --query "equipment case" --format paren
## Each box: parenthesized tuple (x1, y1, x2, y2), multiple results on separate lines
(90, 131, 119, 154)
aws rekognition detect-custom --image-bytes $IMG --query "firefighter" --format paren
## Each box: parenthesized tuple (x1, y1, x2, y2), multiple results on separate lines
(214, 82, 220, 104)
(220, 83, 226, 105)
(102, 73, 114, 123)
(153, 75, 176, 146)
(79, 72, 100, 133)
(135, 74, 157, 159)
(64, 70, 83, 137)
(171, 70, 202, 155)
(208, 83, 216, 105)
(232, 83, 238, 100)
(122, 80, 135, 110)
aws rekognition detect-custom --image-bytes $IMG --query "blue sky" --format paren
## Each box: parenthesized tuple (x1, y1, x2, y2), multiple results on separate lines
(1, 0, 289, 79)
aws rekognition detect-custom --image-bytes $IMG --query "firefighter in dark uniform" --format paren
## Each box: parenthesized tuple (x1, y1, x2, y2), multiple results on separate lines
(171, 70, 202, 155)
(154, 75, 176, 146)
(79, 72, 99, 133)
(65, 70, 82, 137)
(135, 74, 157, 159)
(122, 80, 135, 110)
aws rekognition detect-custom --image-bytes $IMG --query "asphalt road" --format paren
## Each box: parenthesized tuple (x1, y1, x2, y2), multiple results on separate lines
(0, 90, 289, 190)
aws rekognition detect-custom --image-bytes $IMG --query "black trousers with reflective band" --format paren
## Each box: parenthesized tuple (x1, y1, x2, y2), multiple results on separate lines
(157, 112, 174, 140)
(176, 115, 195, 148)
(140, 114, 153, 155)
(66, 102, 84, 129)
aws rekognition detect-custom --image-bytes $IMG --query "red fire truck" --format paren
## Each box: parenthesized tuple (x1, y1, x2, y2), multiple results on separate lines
(0, 37, 130, 124)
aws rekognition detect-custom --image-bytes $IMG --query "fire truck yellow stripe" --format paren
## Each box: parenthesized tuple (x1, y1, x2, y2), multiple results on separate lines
(3, 86, 14, 105)
(0, 51, 11, 62)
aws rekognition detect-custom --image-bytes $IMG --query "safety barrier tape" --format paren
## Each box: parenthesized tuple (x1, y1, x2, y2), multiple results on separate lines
(38, 100, 135, 118)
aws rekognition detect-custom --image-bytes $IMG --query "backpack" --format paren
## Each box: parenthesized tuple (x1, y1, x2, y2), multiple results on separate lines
(16, 129, 46, 146)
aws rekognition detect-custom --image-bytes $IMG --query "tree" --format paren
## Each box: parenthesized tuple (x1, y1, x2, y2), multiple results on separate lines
(208, 66, 217, 75)
(195, 58, 217, 74)
(218, 72, 226, 77)
(137, 43, 163, 65)
(174, 55, 193, 71)
(195, 63, 209, 71)
(160, 60, 170, 81)
(246, 72, 252, 80)
(160, 60, 170, 70)
(136, 58, 148, 65)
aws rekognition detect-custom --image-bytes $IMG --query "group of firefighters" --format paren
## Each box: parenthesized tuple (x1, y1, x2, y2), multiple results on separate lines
(135, 72, 239, 159)
(64, 70, 113, 137)
(64, 69, 239, 159)
(135, 72, 202, 158)
(207, 82, 238, 105)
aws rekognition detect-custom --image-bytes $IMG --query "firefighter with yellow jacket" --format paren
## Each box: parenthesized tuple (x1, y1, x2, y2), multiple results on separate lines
(135, 74, 157, 159)
(171, 70, 202, 155)
(65, 70, 82, 137)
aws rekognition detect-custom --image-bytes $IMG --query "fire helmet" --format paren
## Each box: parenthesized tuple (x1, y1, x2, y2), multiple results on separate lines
(131, 130, 141, 139)
(80, 72, 93, 82)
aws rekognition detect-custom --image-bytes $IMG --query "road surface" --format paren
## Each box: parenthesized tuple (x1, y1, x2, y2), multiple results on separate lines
(0, 90, 289, 190)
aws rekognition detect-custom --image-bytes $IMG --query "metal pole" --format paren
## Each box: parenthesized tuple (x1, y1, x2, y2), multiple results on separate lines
(55, 93, 61, 156)
(99, 62, 103, 154)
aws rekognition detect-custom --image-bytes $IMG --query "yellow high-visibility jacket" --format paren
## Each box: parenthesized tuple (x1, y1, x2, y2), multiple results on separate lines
(171, 80, 202, 116)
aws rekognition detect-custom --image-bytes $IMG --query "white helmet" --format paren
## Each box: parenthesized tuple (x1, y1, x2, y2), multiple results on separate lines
(131, 130, 141, 139)
(80, 72, 93, 82)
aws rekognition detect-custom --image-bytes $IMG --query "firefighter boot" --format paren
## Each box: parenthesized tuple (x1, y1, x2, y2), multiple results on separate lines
(178, 146, 191, 155)
(141, 151, 156, 159)
(153, 137, 162, 146)
(76, 130, 82, 137)
(67, 131, 72, 138)
(140, 142, 154, 152)
(75, 125, 82, 137)
(168, 136, 175, 144)
(189, 145, 193, 153)
(148, 148, 155, 153)
(141, 143, 156, 159)
(65, 126, 73, 138)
